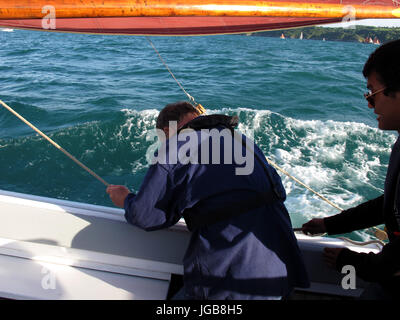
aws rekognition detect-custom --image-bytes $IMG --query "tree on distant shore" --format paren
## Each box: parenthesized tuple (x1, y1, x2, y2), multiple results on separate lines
(252, 26, 400, 43)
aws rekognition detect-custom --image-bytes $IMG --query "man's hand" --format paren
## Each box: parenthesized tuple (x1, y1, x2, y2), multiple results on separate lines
(106, 185, 130, 208)
(301, 218, 327, 235)
(323, 247, 344, 269)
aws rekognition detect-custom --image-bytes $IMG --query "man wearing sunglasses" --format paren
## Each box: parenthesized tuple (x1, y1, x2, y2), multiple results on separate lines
(302, 39, 400, 300)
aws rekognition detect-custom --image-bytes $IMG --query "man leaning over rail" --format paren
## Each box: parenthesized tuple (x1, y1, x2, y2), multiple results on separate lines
(107, 101, 309, 300)
(302, 39, 400, 300)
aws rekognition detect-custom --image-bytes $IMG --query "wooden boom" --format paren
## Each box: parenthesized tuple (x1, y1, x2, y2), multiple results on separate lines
(0, 0, 399, 20)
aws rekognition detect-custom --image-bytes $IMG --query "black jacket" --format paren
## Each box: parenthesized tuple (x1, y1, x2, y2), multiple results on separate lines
(324, 136, 400, 298)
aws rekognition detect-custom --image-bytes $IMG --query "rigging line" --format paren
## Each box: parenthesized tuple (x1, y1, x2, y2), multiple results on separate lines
(266, 156, 387, 241)
(0, 99, 110, 187)
(265, 157, 343, 211)
(145, 36, 196, 104)
(145, 37, 206, 114)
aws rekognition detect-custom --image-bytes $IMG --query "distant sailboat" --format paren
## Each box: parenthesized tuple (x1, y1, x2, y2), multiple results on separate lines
(373, 36, 381, 45)
(322, 37, 326, 41)
(299, 32, 303, 40)
(364, 36, 376, 44)
(280, 33, 285, 39)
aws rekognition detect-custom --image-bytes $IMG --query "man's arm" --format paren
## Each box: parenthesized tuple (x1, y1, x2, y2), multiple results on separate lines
(302, 195, 384, 235)
(324, 195, 384, 235)
(108, 164, 182, 231)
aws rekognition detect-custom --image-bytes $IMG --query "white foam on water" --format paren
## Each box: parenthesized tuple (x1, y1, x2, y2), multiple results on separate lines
(118, 109, 161, 174)
(119, 108, 158, 141)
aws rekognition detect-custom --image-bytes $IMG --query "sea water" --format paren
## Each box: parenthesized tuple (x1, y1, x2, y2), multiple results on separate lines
(0, 29, 395, 242)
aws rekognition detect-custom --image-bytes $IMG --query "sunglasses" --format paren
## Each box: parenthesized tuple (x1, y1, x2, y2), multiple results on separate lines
(364, 87, 386, 107)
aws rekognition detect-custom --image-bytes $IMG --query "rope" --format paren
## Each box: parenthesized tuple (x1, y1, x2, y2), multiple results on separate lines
(267, 155, 387, 243)
(145, 36, 206, 114)
(146, 37, 195, 102)
(337, 237, 384, 249)
(265, 157, 343, 211)
(0, 99, 110, 187)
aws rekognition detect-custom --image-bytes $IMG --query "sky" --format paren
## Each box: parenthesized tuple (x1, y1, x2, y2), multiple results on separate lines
(322, 18, 400, 28)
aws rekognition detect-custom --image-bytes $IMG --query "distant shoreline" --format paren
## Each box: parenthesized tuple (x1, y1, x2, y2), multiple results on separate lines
(249, 26, 400, 44)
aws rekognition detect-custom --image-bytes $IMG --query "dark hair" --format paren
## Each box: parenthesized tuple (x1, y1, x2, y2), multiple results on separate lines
(156, 101, 200, 129)
(363, 39, 400, 95)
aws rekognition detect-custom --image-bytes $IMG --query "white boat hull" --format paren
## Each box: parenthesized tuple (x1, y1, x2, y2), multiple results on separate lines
(0, 189, 380, 299)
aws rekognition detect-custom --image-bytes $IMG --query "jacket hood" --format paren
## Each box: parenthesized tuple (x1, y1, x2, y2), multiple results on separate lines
(178, 114, 239, 133)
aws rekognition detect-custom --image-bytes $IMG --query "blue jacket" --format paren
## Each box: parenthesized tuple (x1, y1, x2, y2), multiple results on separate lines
(124, 115, 309, 299)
